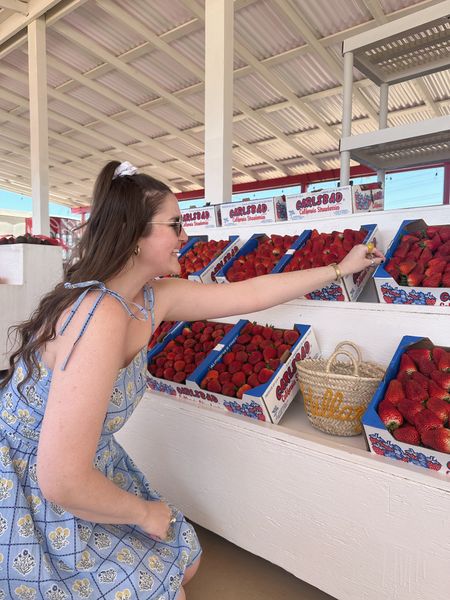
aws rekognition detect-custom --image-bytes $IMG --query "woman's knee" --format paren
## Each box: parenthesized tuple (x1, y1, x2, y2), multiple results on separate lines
(183, 555, 201, 585)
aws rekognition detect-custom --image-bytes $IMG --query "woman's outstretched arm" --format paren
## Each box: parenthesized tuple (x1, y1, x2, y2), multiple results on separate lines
(156, 244, 385, 322)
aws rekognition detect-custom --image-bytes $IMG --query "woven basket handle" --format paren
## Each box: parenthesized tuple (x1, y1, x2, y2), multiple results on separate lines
(325, 349, 359, 377)
(333, 341, 362, 364)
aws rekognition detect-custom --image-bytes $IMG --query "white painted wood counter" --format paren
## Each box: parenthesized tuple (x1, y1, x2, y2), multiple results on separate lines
(117, 205, 450, 600)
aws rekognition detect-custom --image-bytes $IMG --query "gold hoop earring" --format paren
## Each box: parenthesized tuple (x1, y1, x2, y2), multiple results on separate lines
(134, 245, 140, 256)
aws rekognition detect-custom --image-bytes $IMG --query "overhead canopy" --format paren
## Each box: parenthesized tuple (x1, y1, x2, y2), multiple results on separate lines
(0, 0, 448, 207)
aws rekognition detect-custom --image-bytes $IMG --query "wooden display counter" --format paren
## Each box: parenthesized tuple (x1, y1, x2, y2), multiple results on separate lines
(117, 204, 450, 600)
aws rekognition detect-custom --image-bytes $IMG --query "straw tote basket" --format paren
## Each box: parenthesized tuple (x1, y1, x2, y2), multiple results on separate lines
(296, 341, 384, 436)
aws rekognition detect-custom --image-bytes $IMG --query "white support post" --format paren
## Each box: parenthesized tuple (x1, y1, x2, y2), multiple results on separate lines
(340, 51, 354, 186)
(28, 17, 50, 236)
(377, 82, 389, 186)
(204, 0, 233, 205)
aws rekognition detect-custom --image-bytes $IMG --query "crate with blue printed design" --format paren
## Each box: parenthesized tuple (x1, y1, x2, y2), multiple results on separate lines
(373, 219, 450, 306)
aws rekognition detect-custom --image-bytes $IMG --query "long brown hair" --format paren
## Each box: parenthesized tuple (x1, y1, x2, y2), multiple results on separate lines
(1, 161, 171, 394)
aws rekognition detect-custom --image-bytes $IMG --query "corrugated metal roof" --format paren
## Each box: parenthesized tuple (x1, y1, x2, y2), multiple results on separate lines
(0, 0, 446, 203)
(235, 0, 305, 60)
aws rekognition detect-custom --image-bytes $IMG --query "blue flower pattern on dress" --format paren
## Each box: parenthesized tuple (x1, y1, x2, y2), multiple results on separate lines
(0, 281, 201, 598)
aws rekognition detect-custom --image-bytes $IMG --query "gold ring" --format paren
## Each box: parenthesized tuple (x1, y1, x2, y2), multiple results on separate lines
(366, 242, 375, 254)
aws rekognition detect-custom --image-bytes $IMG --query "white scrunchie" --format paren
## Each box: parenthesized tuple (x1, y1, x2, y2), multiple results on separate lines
(113, 161, 138, 179)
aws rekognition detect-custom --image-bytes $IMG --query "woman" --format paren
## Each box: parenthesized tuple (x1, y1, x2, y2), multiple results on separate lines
(0, 161, 384, 599)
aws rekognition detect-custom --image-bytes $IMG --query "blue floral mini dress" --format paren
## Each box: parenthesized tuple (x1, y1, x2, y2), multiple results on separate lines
(0, 281, 201, 600)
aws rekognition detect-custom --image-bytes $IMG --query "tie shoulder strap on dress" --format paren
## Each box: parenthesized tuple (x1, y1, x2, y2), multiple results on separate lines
(58, 280, 153, 371)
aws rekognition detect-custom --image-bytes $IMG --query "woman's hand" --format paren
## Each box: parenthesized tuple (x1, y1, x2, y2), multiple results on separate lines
(337, 243, 385, 278)
(139, 500, 173, 540)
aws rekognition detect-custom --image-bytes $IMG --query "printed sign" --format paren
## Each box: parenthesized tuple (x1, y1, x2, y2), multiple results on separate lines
(221, 197, 286, 227)
(181, 206, 221, 228)
(286, 186, 353, 221)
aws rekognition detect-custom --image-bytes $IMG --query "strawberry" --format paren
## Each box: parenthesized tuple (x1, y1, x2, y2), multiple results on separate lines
(219, 371, 232, 384)
(378, 400, 403, 431)
(428, 380, 450, 402)
(174, 360, 186, 372)
(277, 344, 291, 358)
(163, 367, 175, 380)
(416, 356, 436, 377)
(422, 428, 450, 453)
(392, 425, 420, 445)
(263, 347, 277, 362)
(228, 360, 243, 374)
(235, 351, 249, 363)
(422, 274, 441, 287)
(247, 373, 260, 388)
(253, 361, 266, 374)
(221, 382, 237, 397)
(191, 321, 205, 334)
(206, 378, 221, 393)
(442, 272, 450, 287)
(404, 379, 428, 403)
(231, 371, 246, 388)
(414, 409, 443, 434)
(425, 259, 446, 276)
(437, 352, 450, 372)
(426, 397, 449, 424)
(406, 348, 432, 364)
(258, 368, 274, 384)
(242, 363, 253, 376)
(397, 371, 411, 386)
(410, 371, 430, 392)
(268, 358, 280, 370)
(432, 346, 447, 364)
(173, 371, 186, 383)
(248, 351, 263, 365)
(398, 354, 417, 375)
(430, 370, 450, 391)
(262, 325, 274, 340)
(283, 330, 300, 345)
(397, 399, 425, 425)
(440, 227, 450, 242)
(223, 351, 235, 366)
(384, 379, 405, 406)
(405, 266, 424, 287)
(236, 384, 252, 399)
(182, 325, 193, 337)
(398, 259, 416, 275)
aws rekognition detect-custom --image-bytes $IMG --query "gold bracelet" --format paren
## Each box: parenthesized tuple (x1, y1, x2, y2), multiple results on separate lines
(330, 263, 342, 281)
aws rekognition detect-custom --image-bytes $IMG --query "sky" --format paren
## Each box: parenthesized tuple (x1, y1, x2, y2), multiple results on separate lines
(0, 166, 445, 215)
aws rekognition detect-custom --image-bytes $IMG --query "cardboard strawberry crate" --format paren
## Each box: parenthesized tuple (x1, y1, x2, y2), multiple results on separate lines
(146, 320, 237, 400)
(214, 233, 303, 283)
(362, 336, 450, 476)
(373, 220, 450, 306)
(183, 320, 321, 424)
(273, 224, 377, 301)
(187, 236, 244, 284)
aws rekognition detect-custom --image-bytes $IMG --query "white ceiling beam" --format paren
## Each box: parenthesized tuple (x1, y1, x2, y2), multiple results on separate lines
(0, 86, 186, 193)
(0, 0, 28, 15)
(50, 24, 258, 182)
(0, 0, 65, 45)
(272, 0, 379, 124)
(46, 56, 206, 174)
(180, 0, 315, 171)
(91, 0, 289, 176)
(0, 63, 203, 187)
